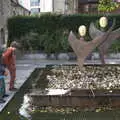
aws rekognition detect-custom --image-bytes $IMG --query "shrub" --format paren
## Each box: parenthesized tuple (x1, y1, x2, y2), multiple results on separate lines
(7, 13, 120, 53)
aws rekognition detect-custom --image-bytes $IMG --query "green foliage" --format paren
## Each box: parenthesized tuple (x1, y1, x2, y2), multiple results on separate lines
(98, 0, 119, 12)
(19, 32, 42, 51)
(18, 30, 70, 53)
(109, 39, 120, 53)
(7, 13, 120, 53)
(38, 29, 70, 53)
(7, 14, 99, 43)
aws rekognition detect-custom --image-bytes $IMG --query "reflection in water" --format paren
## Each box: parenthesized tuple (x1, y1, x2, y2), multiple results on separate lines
(19, 94, 33, 120)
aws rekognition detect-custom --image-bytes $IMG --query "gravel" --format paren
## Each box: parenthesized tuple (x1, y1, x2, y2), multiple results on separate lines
(44, 65, 120, 90)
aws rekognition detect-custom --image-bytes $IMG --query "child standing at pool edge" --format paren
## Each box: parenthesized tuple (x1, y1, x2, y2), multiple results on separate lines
(3, 41, 19, 91)
(0, 48, 8, 103)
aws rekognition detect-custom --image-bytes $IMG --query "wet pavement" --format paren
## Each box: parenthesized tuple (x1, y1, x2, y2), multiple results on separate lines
(0, 53, 120, 112)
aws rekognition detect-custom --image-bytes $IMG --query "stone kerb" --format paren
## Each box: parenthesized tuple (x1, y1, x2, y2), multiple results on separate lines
(21, 52, 120, 60)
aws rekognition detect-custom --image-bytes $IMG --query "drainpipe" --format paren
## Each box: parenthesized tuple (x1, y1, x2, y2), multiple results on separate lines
(64, 0, 67, 14)
(75, 0, 78, 13)
(52, 0, 54, 12)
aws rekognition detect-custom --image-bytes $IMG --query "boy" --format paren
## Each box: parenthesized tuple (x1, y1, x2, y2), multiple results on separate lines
(0, 49, 8, 103)
(3, 41, 19, 91)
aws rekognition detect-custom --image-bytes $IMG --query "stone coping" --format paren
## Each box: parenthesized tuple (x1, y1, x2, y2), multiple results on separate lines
(22, 52, 120, 60)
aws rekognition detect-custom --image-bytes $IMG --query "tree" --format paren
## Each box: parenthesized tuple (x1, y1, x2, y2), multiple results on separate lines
(98, 0, 119, 12)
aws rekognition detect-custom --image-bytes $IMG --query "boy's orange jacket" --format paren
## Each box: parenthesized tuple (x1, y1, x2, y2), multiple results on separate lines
(2, 47, 16, 66)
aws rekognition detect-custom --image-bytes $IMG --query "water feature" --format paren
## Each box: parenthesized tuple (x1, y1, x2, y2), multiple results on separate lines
(19, 94, 33, 119)
(0, 66, 120, 120)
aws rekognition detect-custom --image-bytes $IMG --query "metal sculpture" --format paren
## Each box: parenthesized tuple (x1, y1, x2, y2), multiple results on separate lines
(89, 19, 120, 64)
(68, 17, 115, 68)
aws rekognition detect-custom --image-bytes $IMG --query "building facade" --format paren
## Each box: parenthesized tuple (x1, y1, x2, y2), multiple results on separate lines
(30, 0, 53, 14)
(18, 0, 120, 15)
(19, 0, 66, 14)
(0, 0, 30, 46)
(19, 0, 31, 10)
(30, 0, 41, 14)
(40, 0, 53, 13)
(66, 0, 120, 14)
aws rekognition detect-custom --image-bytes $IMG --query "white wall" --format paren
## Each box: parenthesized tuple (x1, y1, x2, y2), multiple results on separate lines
(19, 0, 30, 10)
(40, 0, 53, 12)
(53, 0, 65, 13)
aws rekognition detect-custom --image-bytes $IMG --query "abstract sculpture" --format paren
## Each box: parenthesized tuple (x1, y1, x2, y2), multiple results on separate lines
(89, 19, 120, 64)
(68, 17, 117, 68)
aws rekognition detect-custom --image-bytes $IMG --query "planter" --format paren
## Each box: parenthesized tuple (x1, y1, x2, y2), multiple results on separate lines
(29, 64, 120, 110)
(30, 89, 120, 109)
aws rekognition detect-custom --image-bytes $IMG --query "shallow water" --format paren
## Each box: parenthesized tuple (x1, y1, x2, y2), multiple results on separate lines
(0, 68, 120, 120)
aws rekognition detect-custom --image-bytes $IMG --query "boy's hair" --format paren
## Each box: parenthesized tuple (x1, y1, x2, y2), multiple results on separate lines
(10, 41, 20, 48)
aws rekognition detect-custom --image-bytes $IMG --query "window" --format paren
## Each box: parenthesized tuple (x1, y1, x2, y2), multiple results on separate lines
(79, 0, 98, 3)
(1, 28, 5, 44)
(88, 0, 98, 2)
(19, 0, 22, 4)
(31, 8, 40, 13)
(30, 0, 40, 6)
(13, 11, 16, 16)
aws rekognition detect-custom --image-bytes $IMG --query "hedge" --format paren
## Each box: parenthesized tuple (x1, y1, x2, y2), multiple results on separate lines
(7, 13, 120, 53)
